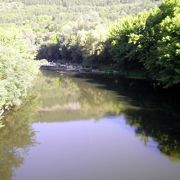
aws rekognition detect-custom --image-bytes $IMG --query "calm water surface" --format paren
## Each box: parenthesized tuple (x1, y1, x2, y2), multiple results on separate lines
(0, 71, 180, 180)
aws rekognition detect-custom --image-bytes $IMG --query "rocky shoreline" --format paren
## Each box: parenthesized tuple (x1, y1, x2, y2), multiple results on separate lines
(40, 62, 117, 75)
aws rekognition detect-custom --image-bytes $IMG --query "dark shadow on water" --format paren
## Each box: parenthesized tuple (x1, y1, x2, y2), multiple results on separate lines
(0, 71, 180, 180)
(71, 73, 180, 161)
(1, 70, 180, 180)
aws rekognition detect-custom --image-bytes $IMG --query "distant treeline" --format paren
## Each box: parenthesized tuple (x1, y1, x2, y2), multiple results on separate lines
(21, 0, 156, 6)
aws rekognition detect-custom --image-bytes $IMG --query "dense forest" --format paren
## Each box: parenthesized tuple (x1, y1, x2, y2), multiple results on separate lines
(110, 0, 180, 87)
(0, 0, 180, 121)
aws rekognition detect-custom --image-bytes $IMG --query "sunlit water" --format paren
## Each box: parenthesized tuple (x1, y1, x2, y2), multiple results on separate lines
(0, 71, 180, 180)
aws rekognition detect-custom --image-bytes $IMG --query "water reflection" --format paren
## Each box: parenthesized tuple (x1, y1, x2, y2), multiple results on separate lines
(0, 71, 180, 180)
(73, 74, 180, 161)
(14, 118, 180, 180)
(0, 95, 39, 180)
(125, 108, 180, 161)
(33, 71, 129, 122)
(34, 71, 180, 161)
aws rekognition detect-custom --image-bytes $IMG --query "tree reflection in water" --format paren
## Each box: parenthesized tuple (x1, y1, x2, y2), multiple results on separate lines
(33, 71, 128, 122)
(0, 71, 180, 180)
(0, 95, 39, 180)
(70, 73, 180, 161)
(125, 108, 180, 161)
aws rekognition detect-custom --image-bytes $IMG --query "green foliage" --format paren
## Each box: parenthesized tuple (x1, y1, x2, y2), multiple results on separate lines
(110, 0, 180, 87)
(0, 0, 160, 65)
(58, 23, 107, 64)
(142, 0, 180, 87)
(110, 11, 149, 70)
(0, 26, 38, 111)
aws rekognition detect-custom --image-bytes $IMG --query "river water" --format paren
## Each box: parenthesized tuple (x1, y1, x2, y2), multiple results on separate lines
(0, 71, 180, 180)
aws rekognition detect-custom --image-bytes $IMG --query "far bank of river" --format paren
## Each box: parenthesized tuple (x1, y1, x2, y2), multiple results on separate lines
(40, 62, 153, 81)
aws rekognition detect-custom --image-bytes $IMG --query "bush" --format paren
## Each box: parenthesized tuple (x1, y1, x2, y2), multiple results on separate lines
(0, 26, 38, 111)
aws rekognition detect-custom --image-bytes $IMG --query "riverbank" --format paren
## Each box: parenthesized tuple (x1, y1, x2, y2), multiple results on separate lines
(40, 64, 180, 100)
(40, 62, 151, 81)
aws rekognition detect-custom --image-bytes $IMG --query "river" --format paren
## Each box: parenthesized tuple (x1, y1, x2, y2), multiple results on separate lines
(0, 70, 180, 180)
